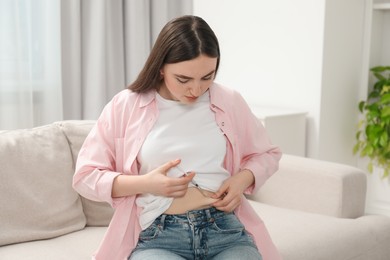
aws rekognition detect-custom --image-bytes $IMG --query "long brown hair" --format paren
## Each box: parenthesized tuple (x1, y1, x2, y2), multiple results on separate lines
(128, 15, 220, 93)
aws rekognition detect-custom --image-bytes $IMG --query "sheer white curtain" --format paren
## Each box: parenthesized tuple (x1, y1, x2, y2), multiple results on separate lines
(0, 0, 192, 129)
(0, 0, 62, 130)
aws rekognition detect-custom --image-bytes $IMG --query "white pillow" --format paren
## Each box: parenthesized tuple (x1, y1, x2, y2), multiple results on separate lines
(0, 124, 86, 246)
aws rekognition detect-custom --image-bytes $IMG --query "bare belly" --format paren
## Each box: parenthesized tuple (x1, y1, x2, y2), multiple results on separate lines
(164, 187, 220, 214)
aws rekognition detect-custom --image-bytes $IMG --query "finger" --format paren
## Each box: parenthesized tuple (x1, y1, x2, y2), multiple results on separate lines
(158, 159, 181, 174)
(165, 175, 195, 192)
(212, 192, 238, 208)
(211, 184, 228, 199)
(181, 171, 195, 181)
(168, 171, 195, 185)
(165, 182, 193, 197)
(159, 182, 187, 196)
(212, 195, 229, 207)
(215, 198, 239, 212)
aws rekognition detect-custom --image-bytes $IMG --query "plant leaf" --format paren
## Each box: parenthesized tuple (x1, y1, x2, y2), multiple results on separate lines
(380, 93, 390, 104)
(362, 145, 374, 156)
(367, 161, 373, 173)
(371, 66, 390, 73)
(356, 66, 390, 179)
(371, 66, 386, 73)
(353, 142, 361, 154)
(373, 72, 386, 81)
(382, 85, 390, 95)
(356, 130, 361, 140)
(379, 131, 388, 147)
(358, 101, 365, 113)
(381, 106, 390, 117)
(375, 81, 387, 93)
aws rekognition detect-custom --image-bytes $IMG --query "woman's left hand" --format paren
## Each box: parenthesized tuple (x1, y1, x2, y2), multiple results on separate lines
(211, 169, 255, 212)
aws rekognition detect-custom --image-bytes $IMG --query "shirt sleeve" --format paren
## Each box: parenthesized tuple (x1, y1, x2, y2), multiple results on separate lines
(72, 99, 126, 208)
(233, 91, 282, 195)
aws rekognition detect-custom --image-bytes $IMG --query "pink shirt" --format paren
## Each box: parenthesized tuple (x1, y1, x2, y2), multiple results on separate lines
(73, 83, 282, 260)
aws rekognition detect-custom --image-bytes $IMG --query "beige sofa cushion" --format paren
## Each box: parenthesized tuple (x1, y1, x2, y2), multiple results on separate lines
(57, 121, 114, 226)
(249, 200, 390, 260)
(0, 226, 106, 260)
(0, 124, 86, 246)
(250, 154, 367, 218)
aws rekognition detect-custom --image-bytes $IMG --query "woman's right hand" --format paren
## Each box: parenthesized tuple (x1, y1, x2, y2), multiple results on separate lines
(111, 159, 194, 198)
(143, 159, 195, 198)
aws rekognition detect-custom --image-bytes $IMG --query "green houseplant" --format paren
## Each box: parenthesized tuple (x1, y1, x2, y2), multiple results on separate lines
(354, 66, 390, 178)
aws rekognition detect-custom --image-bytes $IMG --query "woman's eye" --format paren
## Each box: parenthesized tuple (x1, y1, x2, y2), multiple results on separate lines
(202, 73, 214, 80)
(177, 78, 189, 84)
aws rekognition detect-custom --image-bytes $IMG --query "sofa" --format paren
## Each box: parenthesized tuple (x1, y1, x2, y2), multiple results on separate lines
(1, 120, 390, 260)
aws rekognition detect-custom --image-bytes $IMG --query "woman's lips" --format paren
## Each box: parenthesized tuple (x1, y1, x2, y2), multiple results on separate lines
(185, 95, 198, 101)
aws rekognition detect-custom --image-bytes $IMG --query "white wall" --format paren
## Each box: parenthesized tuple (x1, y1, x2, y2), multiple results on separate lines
(318, 0, 365, 165)
(193, 0, 366, 166)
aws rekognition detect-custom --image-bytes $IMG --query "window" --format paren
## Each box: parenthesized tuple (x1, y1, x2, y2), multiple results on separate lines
(0, 0, 62, 129)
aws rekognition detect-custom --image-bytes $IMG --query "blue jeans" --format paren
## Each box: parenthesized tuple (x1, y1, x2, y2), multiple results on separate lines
(129, 207, 262, 260)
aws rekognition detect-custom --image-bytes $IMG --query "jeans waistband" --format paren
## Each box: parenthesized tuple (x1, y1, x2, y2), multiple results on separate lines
(159, 207, 229, 227)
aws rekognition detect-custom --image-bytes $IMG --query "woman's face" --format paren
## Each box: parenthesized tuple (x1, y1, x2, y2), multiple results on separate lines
(159, 54, 218, 104)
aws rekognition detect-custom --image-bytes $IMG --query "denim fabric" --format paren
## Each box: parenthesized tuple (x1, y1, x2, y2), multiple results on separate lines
(129, 207, 262, 260)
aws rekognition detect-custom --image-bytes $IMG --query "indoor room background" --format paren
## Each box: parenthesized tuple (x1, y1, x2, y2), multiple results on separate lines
(1, 0, 389, 214)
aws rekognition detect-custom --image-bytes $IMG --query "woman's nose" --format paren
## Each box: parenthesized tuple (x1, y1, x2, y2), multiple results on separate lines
(190, 82, 202, 96)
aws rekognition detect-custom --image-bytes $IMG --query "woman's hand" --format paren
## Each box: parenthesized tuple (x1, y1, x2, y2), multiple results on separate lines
(143, 159, 195, 198)
(112, 159, 194, 198)
(211, 169, 255, 212)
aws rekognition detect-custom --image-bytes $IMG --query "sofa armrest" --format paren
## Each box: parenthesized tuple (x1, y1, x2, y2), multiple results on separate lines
(247, 154, 367, 218)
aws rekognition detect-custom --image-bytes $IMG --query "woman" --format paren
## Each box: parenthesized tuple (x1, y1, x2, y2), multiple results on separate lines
(73, 15, 282, 260)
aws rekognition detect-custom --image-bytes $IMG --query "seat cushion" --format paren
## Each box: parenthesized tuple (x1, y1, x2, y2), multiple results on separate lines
(0, 227, 106, 260)
(249, 200, 390, 260)
(0, 124, 86, 246)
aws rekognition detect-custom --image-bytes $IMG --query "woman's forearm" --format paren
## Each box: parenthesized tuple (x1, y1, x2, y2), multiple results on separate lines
(239, 169, 256, 189)
(111, 174, 147, 198)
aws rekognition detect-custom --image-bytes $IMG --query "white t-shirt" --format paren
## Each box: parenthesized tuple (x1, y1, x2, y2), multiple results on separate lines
(136, 91, 230, 230)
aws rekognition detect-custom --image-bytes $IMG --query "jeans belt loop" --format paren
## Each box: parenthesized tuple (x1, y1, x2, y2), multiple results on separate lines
(205, 208, 212, 220)
(160, 214, 167, 230)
